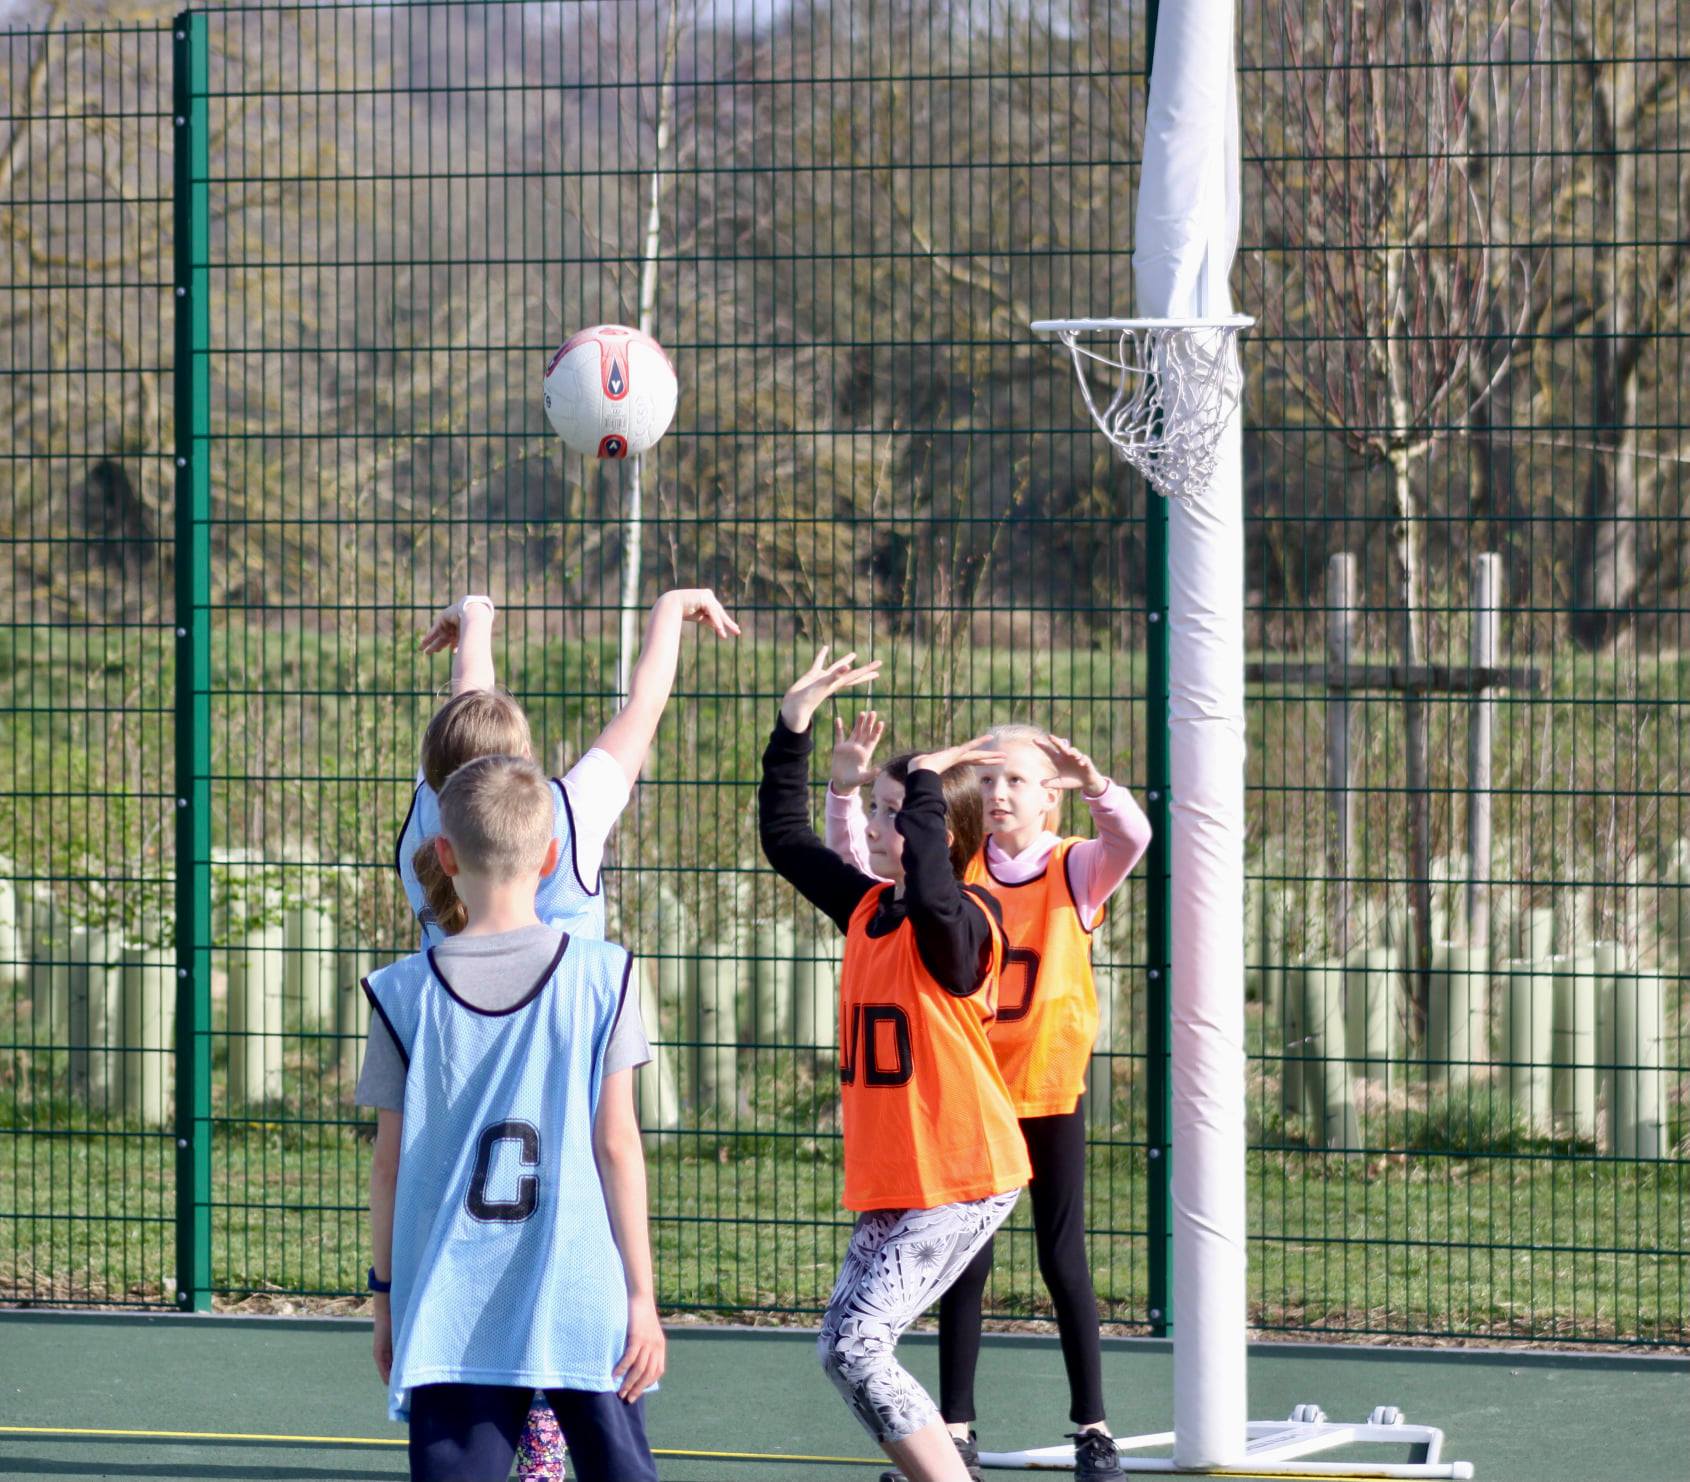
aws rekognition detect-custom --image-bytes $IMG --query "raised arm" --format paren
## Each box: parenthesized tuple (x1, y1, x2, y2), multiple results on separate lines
(420, 595, 498, 696)
(761, 721, 883, 932)
(900, 739, 1004, 996)
(592, 588, 741, 789)
(825, 710, 882, 875)
(1039, 735, 1153, 925)
(825, 785, 876, 875)
(758, 650, 883, 931)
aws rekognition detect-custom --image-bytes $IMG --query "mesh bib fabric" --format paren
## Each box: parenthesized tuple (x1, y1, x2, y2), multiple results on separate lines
(365, 938, 633, 1420)
(396, 778, 606, 948)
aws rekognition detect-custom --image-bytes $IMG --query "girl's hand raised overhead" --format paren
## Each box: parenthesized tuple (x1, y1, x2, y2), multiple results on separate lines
(660, 587, 741, 640)
(831, 710, 885, 792)
(419, 595, 494, 655)
(1038, 735, 1109, 797)
(780, 648, 881, 735)
(910, 736, 1006, 776)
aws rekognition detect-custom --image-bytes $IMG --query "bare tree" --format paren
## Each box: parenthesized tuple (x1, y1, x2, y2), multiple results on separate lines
(1553, 2, 1689, 650)
(712, 0, 1140, 643)
(0, 10, 388, 619)
(1246, 0, 1555, 1017)
(1, 7, 168, 617)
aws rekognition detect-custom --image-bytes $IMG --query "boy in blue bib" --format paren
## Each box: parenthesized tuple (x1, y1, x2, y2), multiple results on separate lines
(362, 754, 663, 1482)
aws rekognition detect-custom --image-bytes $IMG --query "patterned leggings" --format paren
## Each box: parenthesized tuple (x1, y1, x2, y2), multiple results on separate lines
(515, 1395, 564, 1480)
(817, 1190, 1020, 1444)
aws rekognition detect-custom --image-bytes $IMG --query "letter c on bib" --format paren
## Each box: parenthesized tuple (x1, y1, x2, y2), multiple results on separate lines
(466, 1119, 541, 1223)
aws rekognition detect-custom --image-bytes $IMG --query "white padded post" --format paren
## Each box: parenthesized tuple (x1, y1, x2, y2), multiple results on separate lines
(1134, 0, 1248, 1466)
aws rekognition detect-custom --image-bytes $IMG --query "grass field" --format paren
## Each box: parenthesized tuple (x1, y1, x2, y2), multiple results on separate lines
(4, 995, 1685, 1346)
(3, 1118, 1683, 1345)
(3, 625, 1688, 1346)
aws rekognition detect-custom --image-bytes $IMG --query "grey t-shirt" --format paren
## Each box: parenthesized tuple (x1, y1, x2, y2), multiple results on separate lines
(354, 925, 650, 1112)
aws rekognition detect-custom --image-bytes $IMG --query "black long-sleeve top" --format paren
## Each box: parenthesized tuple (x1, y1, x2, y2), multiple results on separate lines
(758, 716, 993, 997)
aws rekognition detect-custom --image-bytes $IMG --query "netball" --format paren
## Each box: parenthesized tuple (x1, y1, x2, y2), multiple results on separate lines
(542, 324, 678, 459)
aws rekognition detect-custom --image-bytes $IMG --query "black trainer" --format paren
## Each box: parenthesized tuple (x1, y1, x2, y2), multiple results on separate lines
(877, 1431, 983, 1482)
(1072, 1428, 1124, 1479)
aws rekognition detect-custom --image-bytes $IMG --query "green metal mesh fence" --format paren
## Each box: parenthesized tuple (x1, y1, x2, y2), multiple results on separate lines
(1, 19, 178, 1308)
(1, 0, 1684, 1347)
(1237, 0, 1689, 1344)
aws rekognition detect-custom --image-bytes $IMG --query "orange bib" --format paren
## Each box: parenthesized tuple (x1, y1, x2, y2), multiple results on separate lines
(835, 887, 1031, 1211)
(967, 838, 1102, 1117)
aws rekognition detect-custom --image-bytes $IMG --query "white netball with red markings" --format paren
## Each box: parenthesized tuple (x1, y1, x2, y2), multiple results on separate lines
(543, 324, 678, 459)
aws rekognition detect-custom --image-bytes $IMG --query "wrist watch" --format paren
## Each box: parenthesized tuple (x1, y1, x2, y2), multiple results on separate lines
(460, 595, 495, 618)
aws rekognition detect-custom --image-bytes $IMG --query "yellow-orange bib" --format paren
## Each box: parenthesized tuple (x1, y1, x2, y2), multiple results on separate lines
(966, 838, 1101, 1117)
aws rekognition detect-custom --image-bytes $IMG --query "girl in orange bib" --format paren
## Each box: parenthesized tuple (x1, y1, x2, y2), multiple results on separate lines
(828, 718, 1150, 1479)
(759, 651, 1030, 1482)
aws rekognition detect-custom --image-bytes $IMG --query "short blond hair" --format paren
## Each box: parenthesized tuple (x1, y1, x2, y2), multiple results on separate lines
(987, 722, 1051, 750)
(437, 754, 554, 881)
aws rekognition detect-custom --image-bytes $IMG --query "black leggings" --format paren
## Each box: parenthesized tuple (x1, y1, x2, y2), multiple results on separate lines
(937, 1102, 1104, 1427)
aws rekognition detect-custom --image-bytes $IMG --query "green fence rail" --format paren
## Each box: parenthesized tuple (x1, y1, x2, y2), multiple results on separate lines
(2, 0, 1685, 1349)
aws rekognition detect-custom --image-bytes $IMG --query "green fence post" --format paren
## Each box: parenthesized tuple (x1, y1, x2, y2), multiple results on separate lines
(1145, 482, 1172, 1339)
(1140, 0, 1173, 1350)
(173, 9, 213, 1314)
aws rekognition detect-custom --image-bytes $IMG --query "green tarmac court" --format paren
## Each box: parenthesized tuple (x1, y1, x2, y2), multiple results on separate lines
(0, 1312, 1684, 1480)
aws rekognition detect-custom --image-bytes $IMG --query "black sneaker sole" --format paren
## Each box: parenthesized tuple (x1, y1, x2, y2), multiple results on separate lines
(1073, 1439, 1125, 1479)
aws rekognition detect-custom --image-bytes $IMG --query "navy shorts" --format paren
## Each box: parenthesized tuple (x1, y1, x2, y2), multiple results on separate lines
(407, 1383, 656, 1482)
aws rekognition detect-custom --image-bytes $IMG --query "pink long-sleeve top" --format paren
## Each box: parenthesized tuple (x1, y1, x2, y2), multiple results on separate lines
(824, 778, 1152, 925)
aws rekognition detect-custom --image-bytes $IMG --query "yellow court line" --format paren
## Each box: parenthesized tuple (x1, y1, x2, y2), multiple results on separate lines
(0, 1423, 880, 1466)
(0, 1425, 400, 1447)
(657, 1447, 880, 1466)
(0, 1425, 401, 1447)
(0, 1429, 1449, 1478)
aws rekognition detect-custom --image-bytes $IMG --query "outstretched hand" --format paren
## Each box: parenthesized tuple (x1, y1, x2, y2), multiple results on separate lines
(420, 598, 489, 656)
(831, 710, 885, 791)
(780, 647, 882, 735)
(910, 735, 1006, 777)
(661, 587, 741, 640)
(1038, 734, 1109, 796)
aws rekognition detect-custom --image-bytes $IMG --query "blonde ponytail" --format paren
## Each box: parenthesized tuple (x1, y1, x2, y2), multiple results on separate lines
(412, 837, 468, 937)
(411, 688, 533, 938)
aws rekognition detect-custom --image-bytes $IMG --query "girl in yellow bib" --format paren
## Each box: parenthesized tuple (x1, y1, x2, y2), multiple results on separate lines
(828, 718, 1150, 1480)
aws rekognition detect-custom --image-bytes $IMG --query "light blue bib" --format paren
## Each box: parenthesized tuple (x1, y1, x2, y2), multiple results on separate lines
(396, 778, 607, 947)
(366, 937, 633, 1420)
